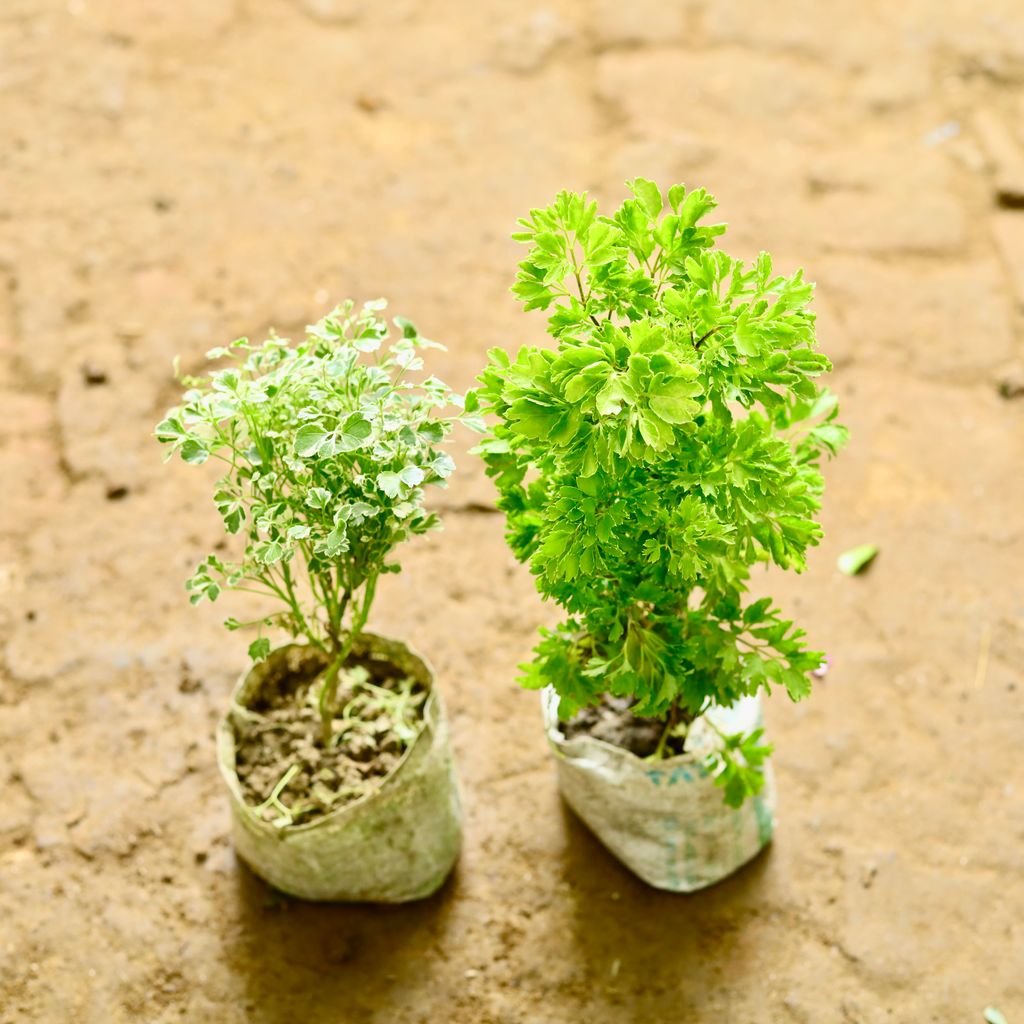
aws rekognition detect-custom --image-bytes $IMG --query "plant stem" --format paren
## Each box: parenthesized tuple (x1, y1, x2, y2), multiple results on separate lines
(317, 572, 378, 746)
(651, 698, 681, 760)
(254, 763, 300, 821)
(274, 562, 323, 650)
(693, 326, 722, 350)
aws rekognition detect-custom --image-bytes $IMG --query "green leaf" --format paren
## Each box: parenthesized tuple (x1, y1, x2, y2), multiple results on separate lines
(647, 378, 702, 425)
(564, 369, 603, 404)
(418, 421, 445, 443)
(648, 394, 699, 425)
(214, 491, 244, 533)
(837, 544, 878, 576)
(677, 187, 717, 228)
(341, 501, 376, 524)
(667, 183, 687, 211)
(400, 465, 425, 487)
(180, 439, 209, 465)
(984, 1009, 1008, 1024)
(810, 423, 849, 454)
(335, 412, 372, 451)
(629, 177, 662, 218)
(255, 541, 283, 565)
(734, 321, 761, 357)
(321, 522, 348, 555)
(585, 222, 621, 265)
(461, 415, 487, 434)
(248, 638, 271, 662)
(295, 424, 329, 458)
(352, 332, 382, 353)
(637, 410, 674, 449)
(509, 398, 564, 439)
(305, 488, 331, 510)
(377, 471, 402, 498)
(782, 667, 812, 702)
(154, 417, 186, 442)
(393, 315, 418, 339)
(721, 770, 747, 809)
(430, 453, 456, 479)
(595, 377, 628, 416)
(534, 230, 565, 258)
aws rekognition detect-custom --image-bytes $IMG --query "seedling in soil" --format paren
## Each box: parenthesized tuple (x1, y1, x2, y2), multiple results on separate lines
(242, 666, 428, 825)
(157, 299, 464, 765)
(474, 181, 847, 806)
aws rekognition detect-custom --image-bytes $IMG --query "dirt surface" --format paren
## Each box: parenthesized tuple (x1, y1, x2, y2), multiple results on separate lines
(1, 1, 1023, 1021)
(232, 645, 425, 826)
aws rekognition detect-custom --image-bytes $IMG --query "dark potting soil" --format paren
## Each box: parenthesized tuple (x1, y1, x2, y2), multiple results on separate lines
(233, 653, 427, 827)
(561, 693, 689, 758)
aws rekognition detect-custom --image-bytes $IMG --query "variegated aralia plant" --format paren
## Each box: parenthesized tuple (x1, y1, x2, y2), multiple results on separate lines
(157, 300, 468, 745)
(473, 181, 847, 806)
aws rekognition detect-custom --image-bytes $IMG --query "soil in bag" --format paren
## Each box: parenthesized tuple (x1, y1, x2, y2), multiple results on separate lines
(562, 693, 691, 757)
(234, 651, 427, 827)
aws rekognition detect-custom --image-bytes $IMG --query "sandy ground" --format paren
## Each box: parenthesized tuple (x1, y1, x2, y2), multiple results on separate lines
(2, 1, 1024, 1021)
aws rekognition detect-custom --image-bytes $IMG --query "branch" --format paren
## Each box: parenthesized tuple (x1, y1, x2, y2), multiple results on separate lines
(693, 326, 722, 350)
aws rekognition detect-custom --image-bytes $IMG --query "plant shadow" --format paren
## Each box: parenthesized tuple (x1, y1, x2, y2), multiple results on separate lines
(221, 855, 461, 1023)
(555, 798, 775, 1016)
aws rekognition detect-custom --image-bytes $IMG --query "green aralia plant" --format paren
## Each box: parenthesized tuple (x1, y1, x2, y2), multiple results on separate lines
(156, 300, 468, 746)
(473, 181, 847, 807)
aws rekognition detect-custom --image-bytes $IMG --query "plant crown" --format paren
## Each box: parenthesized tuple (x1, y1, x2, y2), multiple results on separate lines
(474, 181, 846, 805)
(157, 300, 469, 743)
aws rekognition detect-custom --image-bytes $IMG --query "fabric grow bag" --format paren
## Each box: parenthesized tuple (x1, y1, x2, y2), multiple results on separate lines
(217, 635, 462, 902)
(543, 688, 775, 892)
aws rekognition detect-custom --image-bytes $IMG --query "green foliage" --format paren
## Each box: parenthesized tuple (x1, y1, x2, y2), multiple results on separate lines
(475, 181, 847, 803)
(709, 728, 773, 809)
(157, 299, 464, 742)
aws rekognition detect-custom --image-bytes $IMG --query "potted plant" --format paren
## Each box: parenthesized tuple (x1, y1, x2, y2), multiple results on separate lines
(473, 181, 847, 891)
(156, 300, 464, 902)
